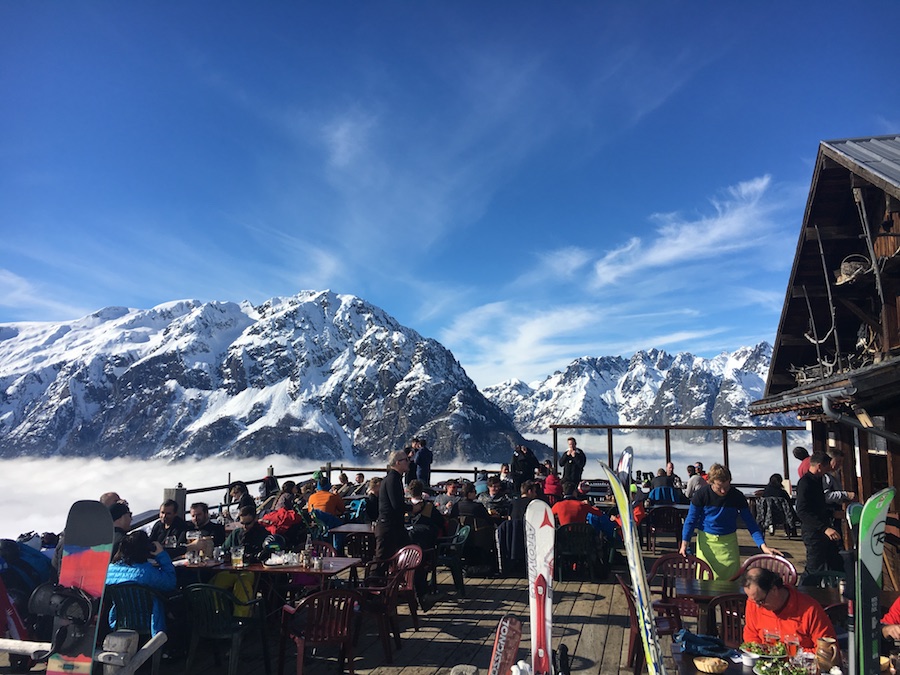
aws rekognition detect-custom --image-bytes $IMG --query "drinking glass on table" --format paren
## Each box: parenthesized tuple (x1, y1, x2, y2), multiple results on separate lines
(186, 531, 200, 545)
(784, 634, 800, 657)
(231, 545, 245, 568)
(763, 628, 781, 647)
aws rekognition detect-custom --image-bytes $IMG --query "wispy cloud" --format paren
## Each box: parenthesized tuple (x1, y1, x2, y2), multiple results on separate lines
(442, 175, 794, 388)
(593, 175, 775, 287)
(0, 269, 92, 320)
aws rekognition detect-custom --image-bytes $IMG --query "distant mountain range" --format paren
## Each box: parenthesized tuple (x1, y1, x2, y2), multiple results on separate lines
(483, 343, 798, 442)
(0, 291, 794, 462)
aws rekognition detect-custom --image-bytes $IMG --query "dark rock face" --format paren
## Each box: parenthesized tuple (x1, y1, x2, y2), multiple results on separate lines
(0, 291, 527, 463)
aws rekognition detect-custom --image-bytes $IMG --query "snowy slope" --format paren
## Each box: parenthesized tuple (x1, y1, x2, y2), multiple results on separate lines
(483, 342, 797, 441)
(0, 291, 525, 463)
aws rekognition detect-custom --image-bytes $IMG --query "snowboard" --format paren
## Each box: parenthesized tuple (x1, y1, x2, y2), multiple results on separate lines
(853, 487, 894, 675)
(488, 614, 523, 675)
(46, 500, 114, 675)
(599, 447, 666, 675)
(525, 499, 555, 675)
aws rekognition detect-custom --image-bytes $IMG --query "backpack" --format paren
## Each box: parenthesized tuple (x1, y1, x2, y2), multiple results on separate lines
(0, 539, 53, 600)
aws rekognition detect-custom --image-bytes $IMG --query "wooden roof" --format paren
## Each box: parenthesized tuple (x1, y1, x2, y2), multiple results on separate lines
(753, 135, 900, 417)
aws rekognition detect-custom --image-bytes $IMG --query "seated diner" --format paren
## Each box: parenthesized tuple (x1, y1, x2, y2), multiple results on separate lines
(742, 567, 836, 651)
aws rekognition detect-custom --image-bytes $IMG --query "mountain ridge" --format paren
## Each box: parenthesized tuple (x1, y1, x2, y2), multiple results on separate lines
(0, 291, 791, 461)
(0, 291, 528, 463)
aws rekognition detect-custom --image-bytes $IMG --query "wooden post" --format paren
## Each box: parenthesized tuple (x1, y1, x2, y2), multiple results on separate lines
(552, 427, 559, 471)
(811, 421, 828, 456)
(781, 429, 790, 478)
(885, 417, 900, 513)
(607, 428, 614, 467)
(163, 484, 186, 517)
(722, 428, 729, 467)
(857, 428, 873, 501)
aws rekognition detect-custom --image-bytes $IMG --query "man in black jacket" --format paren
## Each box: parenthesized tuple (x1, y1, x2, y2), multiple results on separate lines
(511, 445, 540, 492)
(559, 437, 587, 484)
(796, 451, 844, 577)
(376, 450, 412, 562)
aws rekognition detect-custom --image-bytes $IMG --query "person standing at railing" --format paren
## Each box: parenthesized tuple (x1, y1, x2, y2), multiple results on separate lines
(511, 444, 540, 492)
(412, 436, 433, 488)
(559, 437, 586, 485)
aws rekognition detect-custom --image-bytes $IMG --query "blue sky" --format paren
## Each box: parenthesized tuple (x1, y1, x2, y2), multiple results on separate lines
(2, 2, 899, 389)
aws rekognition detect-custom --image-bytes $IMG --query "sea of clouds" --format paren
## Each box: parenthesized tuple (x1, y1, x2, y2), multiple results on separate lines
(1, 432, 808, 540)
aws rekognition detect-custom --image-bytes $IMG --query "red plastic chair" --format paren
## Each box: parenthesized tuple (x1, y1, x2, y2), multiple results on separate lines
(616, 574, 681, 675)
(364, 544, 423, 630)
(646, 553, 713, 624)
(644, 506, 684, 553)
(278, 589, 361, 675)
(704, 593, 746, 648)
(356, 571, 405, 662)
(729, 554, 798, 586)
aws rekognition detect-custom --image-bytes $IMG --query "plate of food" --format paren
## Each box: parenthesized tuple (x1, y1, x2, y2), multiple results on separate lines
(752, 660, 807, 675)
(740, 642, 788, 659)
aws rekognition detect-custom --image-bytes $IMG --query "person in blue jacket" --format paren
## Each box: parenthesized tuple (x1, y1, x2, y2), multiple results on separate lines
(679, 463, 780, 579)
(106, 530, 176, 634)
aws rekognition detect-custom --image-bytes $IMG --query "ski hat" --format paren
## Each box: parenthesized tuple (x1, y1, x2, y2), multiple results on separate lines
(109, 502, 131, 521)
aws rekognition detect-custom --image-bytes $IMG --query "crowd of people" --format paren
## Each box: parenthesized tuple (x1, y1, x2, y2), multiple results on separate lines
(25, 436, 900, 665)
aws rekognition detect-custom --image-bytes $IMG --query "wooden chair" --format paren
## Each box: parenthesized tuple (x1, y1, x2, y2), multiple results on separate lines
(704, 593, 746, 648)
(278, 589, 361, 675)
(616, 574, 681, 675)
(644, 506, 683, 553)
(729, 554, 798, 586)
(646, 553, 713, 625)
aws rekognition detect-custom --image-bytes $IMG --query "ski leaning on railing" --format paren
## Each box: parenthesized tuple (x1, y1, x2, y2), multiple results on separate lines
(598, 447, 667, 675)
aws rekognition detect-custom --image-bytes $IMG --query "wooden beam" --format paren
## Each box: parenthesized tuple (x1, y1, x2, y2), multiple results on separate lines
(858, 428, 872, 501)
(836, 298, 881, 332)
(886, 417, 900, 513)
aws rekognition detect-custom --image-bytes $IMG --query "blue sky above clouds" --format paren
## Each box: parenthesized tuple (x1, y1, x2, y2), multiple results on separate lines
(2, 2, 899, 388)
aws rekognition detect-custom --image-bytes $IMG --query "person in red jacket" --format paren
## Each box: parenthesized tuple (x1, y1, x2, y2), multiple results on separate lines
(881, 594, 900, 640)
(552, 482, 603, 526)
(742, 568, 836, 650)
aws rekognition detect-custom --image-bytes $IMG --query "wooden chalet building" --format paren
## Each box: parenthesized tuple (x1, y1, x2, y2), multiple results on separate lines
(750, 135, 900, 510)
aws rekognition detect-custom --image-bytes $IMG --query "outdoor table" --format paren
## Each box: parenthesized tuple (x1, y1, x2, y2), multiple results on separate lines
(329, 522, 375, 534)
(671, 643, 746, 675)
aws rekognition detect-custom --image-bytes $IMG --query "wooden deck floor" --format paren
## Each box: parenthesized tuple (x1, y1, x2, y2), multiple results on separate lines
(1, 530, 808, 674)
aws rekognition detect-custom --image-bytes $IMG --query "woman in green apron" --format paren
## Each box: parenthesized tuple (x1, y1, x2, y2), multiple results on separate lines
(679, 463, 780, 579)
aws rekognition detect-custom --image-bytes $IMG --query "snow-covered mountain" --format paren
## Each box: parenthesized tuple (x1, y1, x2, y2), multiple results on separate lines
(483, 342, 797, 441)
(0, 291, 528, 463)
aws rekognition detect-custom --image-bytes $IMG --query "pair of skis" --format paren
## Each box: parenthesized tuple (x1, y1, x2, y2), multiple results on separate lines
(486, 497, 569, 675)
